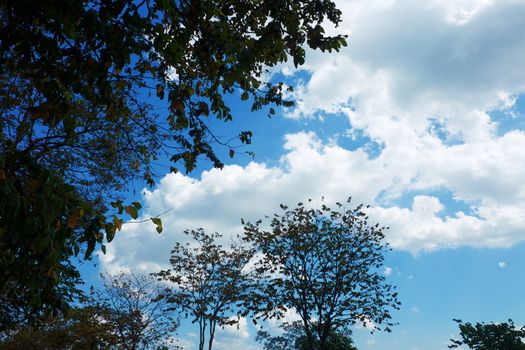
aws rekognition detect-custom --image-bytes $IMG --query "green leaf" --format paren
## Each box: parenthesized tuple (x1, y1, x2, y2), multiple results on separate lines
(113, 215, 123, 231)
(151, 217, 163, 233)
(125, 205, 138, 219)
(111, 200, 124, 214)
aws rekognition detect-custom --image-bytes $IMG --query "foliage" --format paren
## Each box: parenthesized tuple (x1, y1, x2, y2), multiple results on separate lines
(0, 151, 95, 316)
(243, 198, 400, 350)
(154, 229, 254, 350)
(449, 319, 525, 350)
(94, 271, 179, 350)
(0, 271, 177, 349)
(0, 0, 346, 316)
(0, 305, 118, 349)
(256, 321, 358, 350)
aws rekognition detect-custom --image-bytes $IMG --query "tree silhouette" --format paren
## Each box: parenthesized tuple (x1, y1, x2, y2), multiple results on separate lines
(155, 229, 254, 350)
(243, 198, 400, 350)
(449, 319, 525, 350)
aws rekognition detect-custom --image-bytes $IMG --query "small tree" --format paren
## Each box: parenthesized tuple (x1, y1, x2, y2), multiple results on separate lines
(155, 229, 254, 350)
(0, 306, 118, 349)
(449, 319, 525, 350)
(95, 271, 178, 350)
(243, 198, 400, 350)
(256, 321, 358, 350)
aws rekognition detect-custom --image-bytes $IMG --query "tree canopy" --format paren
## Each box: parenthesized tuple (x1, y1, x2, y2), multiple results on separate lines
(449, 319, 525, 350)
(154, 229, 254, 350)
(256, 321, 358, 350)
(0, 305, 118, 350)
(243, 198, 400, 350)
(94, 272, 178, 350)
(0, 0, 347, 316)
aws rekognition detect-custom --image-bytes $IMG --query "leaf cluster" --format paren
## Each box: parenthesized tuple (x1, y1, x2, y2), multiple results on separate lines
(0, 0, 347, 316)
(256, 321, 358, 350)
(449, 319, 525, 350)
(243, 198, 400, 350)
(0, 305, 119, 349)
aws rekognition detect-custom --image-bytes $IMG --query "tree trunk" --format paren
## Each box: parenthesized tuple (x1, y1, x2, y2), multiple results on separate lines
(318, 320, 332, 350)
(198, 317, 207, 350)
(302, 318, 315, 350)
(208, 320, 216, 350)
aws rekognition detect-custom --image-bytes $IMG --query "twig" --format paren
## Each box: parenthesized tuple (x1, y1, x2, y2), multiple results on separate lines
(124, 207, 175, 224)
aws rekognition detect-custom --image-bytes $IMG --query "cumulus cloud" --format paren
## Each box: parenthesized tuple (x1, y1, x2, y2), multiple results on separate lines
(100, 0, 525, 271)
(96, 2, 525, 349)
(101, 128, 525, 273)
(284, 0, 525, 219)
(219, 317, 250, 339)
(290, 0, 525, 125)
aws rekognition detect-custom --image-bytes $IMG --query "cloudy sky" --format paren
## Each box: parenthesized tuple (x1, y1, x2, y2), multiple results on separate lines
(89, 1, 525, 349)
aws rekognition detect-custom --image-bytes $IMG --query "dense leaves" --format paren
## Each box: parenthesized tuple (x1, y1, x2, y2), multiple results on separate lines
(243, 198, 400, 350)
(154, 229, 254, 350)
(0, 306, 118, 350)
(449, 319, 525, 350)
(0, 151, 91, 316)
(0, 0, 346, 315)
(256, 321, 358, 350)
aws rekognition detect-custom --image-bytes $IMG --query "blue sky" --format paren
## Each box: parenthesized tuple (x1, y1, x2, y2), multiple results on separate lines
(84, 1, 525, 349)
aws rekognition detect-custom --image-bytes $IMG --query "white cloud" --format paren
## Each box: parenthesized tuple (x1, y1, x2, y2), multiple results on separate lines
(290, 0, 525, 126)
(219, 317, 250, 339)
(355, 316, 377, 331)
(264, 307, 302, 334)
(213, 338, 260, 350)
(284, 0, 525, 223)
(102, 127, 525, 273)
(281, 0, 525, 253)
(100, 0, 525, 273)
(93, 2, 525, 349)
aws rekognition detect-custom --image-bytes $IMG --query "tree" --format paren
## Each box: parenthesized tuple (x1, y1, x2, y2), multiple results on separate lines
(94, 271, 179, 350)
(154, 229, 254, 350)
(449, 319, 525, 350)
(0, 305, 118, 349)
(0, 0, 347, 316)
(256, 321, 358, 350)
(0, 271, 178, 350)
(243, 198, 400, 350)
